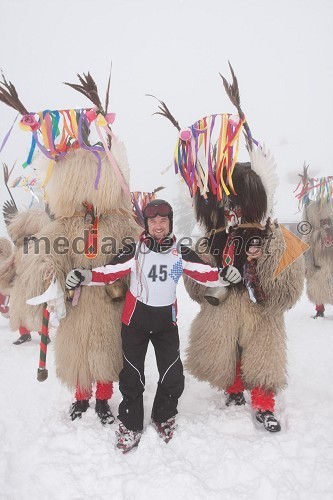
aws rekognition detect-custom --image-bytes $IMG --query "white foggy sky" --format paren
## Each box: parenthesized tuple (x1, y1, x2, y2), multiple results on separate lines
(0, 0, 332, 226)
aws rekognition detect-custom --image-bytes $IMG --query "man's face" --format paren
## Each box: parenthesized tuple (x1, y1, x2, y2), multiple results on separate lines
(147, 215, 170, 240)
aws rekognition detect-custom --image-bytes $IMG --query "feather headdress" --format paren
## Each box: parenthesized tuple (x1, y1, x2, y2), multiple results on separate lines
(131, 186, 164, 227)
(248, 144, 279, 223)
(0, 71, 129, 195)
(148, 94, 244, 201)
(148, 62, 279, 222)
(294, 165, 333, 209)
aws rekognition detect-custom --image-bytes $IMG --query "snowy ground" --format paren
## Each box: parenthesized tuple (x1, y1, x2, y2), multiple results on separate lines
(0, 281, 332, 500)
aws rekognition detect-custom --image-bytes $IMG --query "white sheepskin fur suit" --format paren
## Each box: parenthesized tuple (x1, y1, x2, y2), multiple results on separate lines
(0, 208, 52, 323)
(302, 200, 333, 307)
(22, 137, 141, 390)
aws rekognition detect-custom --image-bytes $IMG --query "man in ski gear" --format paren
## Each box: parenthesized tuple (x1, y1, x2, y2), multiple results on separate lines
(66, 199, 241, 452)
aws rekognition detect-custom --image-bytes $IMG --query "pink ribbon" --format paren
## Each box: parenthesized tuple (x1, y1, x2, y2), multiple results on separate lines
(0, 115, 18, 153)
(94, 123, 131, 198)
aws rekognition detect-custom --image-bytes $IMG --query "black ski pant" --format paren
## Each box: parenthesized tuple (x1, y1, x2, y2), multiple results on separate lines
(118, 323, 184, 432)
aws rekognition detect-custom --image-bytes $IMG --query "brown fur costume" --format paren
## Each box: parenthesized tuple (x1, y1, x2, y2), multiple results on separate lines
(184, 162, 304, 397)
(302, 200, 333, 307)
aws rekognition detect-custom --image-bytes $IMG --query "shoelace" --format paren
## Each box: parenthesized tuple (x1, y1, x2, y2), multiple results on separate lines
(160, 419, 177, 433)
(257, 411, 278, 427)
(117, 425, 140, 442)
(264, 415, 279, 428)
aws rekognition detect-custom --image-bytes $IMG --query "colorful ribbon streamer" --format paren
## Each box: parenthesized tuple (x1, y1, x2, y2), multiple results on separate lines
(174, 114, 244, 201)
(294, 175, 333, 209)
(131, 191, 158, 227)
(13, 108, 130, 195)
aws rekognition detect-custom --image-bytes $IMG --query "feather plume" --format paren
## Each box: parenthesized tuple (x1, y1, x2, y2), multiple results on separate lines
(110, 133, 130, 185)
(105, 63, 112, 114)
(64, 72, 103, 110)
(299, 162, 310, 186)
(152, 186, 164, 195)
(219, 61, 253, 149)
(249, 144, 279, 222)
(0, 72, 28, 115)
(146, 94, 181, 131)
(2, 162, 17, 211)
(2, 162, 15, 186)
(2, 200, 18, 226)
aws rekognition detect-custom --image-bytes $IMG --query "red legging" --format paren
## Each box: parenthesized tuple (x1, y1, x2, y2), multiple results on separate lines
(19, 326, 45, 337)
(75, 382, 114, 401)
(226, 361, 275, 412)
(19, 326, 30, 336)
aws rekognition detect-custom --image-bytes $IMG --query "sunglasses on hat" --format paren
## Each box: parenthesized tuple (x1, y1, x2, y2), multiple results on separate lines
(143, 203, 172, 219)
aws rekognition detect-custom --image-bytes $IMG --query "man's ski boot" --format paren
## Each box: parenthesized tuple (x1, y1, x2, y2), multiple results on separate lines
(69, 399, 89, 421)
(116, 422, 142, 453)
(255, 410, 281, 432)
(225, 391, 246, 406)
(152, 417, 177, 443)
(95, 399, 115, 425)
(13, 333, 32, 345)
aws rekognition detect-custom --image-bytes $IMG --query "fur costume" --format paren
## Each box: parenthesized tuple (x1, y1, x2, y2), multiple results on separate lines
(0, 72, 140, 399)
(182, 107, 305, 413)
(0, 237, 12, 316)
(303, 201, 333, 306)
(24, 145, 140, 389)
(0, 209, 51, 331)
(299, 175, 333, 315)
(150, 64, 304, 417)
(0, 237, 14, 296)
(184, 196, 304, 394)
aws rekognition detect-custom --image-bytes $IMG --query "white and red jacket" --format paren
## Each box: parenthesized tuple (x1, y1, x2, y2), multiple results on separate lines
(89, 234, 225, 325)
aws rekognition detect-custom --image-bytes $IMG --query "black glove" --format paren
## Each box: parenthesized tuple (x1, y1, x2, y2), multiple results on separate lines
(65, 268, 92, 290)
(219, 265, 242, 285)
